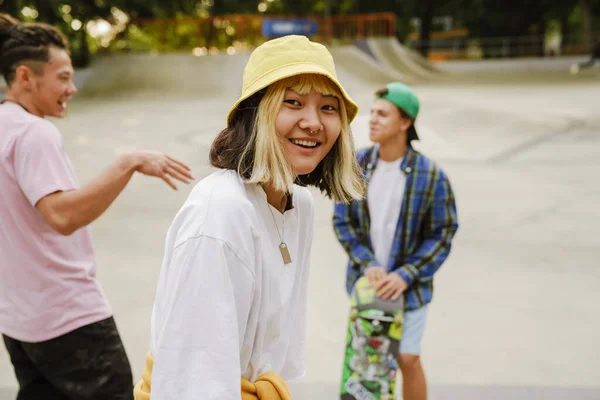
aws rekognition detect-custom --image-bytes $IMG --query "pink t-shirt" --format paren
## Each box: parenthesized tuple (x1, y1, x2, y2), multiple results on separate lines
(0, 103, 112, 342)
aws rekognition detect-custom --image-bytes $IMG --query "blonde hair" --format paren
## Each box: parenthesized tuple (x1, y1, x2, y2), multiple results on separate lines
(240, 73, 364, 203)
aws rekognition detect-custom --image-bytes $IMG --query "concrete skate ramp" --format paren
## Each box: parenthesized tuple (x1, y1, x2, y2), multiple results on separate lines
(328, 45, 414, 86)
(399, 40, 442, 73)
(75, 45, 413, 113)
(365, 37, 442, 81)
(74, 45, 592, 106)
(77, 52, 248, 99)
(77, 46, 403, 100)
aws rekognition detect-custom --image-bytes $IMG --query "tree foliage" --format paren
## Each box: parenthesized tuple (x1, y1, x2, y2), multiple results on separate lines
(0, 0, 597, 62)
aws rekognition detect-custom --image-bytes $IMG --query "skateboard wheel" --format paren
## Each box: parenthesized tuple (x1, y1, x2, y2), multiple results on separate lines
(372, 320, 382, 332)
(393, 315, 404, 325)
(350, 309, 358, 321)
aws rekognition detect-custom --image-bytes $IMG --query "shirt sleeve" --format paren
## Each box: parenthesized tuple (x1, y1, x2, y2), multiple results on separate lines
(14, 120, 77, 206)
(150, 235, 255, 400)
(332, 200, 378, 269)
(332, 147, 378, 272)
(393, 170, 459, 285)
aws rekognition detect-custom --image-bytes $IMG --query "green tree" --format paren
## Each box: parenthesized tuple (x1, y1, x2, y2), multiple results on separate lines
(1, 0, 125, 65)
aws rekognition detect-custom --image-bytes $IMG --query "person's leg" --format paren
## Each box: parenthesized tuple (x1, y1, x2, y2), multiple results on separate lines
(399, 354, 427, 400)
(20, 317, 134, 400)
(571, 56, 596, 74)
(579, 57, 596, 69)
(2, 335, 68, 400)
(398, 305, 428, 400)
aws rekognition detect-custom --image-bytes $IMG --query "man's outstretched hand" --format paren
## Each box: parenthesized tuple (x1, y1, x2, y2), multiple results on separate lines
(132, 151, 194, 190)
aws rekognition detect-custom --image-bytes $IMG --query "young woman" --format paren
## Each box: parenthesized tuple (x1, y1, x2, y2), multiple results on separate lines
(134, 35, 365, 399)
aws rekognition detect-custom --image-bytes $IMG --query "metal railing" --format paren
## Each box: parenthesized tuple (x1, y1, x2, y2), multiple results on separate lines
(406, 32, 600, 60)
(124, 13, 396, 52)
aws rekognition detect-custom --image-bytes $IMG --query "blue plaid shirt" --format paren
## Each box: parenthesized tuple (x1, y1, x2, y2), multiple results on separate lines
(333, 145, 458, 310)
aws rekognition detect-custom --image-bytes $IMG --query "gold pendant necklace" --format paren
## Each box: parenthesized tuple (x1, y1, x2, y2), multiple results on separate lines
(267, 203, 292, 265)
(279, 242, 292, 265)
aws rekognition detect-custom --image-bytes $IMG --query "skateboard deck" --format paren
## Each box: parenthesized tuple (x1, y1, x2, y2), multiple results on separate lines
(340, 276, 404, 400)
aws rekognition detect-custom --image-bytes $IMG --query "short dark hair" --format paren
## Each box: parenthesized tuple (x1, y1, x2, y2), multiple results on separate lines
(210, 91, 264, 179)
(0, 13, 69, 85)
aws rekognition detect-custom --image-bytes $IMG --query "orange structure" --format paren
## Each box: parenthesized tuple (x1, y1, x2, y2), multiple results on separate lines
(127, 13, 397, 51)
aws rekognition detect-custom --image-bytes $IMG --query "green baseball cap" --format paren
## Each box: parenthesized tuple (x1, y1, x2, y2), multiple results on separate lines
(376, 82, 420, 141)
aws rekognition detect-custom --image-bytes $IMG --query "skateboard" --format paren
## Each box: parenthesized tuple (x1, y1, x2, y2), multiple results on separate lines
(340, 276, 404, 400)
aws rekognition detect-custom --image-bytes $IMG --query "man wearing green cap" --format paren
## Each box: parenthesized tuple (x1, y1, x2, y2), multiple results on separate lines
(333, 82, 458, 400)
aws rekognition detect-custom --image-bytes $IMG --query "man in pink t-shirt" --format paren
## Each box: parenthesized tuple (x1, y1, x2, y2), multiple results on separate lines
(0, 14, 193, 399)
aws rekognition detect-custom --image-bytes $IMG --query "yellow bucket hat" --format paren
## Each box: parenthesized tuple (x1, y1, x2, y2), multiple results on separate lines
(227, 35, 358, 126)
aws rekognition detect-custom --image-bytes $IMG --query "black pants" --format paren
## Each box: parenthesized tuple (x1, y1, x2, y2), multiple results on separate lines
(3, 317, 133, 400)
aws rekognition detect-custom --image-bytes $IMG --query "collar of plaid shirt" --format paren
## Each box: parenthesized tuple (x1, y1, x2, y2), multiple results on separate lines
(361, 144, 418, 182)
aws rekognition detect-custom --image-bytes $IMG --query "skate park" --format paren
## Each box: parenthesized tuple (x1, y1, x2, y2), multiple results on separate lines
(0, 33, 599, 399)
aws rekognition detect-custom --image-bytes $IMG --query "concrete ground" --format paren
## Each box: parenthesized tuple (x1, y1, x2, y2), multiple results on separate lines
(1, 50, 599, 399)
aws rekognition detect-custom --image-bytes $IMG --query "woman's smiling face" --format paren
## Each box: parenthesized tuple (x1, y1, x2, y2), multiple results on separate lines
(275, 87, 341, 176)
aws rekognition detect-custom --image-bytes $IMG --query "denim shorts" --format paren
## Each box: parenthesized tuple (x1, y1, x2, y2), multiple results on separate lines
(399, 305, 428, 355)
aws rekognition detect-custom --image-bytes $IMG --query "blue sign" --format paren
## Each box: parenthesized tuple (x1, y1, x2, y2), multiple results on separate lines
(261, 19, 318, 38)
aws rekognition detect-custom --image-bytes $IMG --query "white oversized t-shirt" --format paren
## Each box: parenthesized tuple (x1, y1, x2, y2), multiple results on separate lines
(0, 102, 111, 342)
(149, 169, 314, 400)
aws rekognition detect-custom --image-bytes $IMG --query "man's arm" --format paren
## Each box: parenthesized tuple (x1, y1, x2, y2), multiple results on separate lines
(37, 151, 193, 235)
(332, 201, 378, 271)
(393, 171, 458, 286)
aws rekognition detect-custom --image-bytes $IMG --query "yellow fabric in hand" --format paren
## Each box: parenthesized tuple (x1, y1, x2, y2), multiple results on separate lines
(241, 372, 292, 400)
(133, 351, 292, 400)
(133, 351, 153, 400)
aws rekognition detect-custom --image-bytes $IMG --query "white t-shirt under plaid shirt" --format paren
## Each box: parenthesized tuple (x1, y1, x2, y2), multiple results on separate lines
(367, 157, 406, 269)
